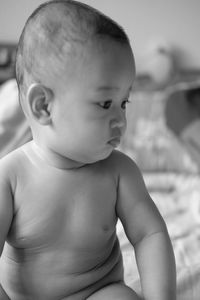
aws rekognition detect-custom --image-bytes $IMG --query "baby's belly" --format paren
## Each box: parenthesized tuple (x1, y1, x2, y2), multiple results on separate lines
(0, 238, 123, 300)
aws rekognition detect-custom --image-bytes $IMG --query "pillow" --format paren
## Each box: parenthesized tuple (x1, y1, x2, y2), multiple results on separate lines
(120, 86, 199, 173)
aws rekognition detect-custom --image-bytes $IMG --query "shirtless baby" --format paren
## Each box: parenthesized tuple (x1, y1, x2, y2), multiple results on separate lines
(0, 1, 176, 299)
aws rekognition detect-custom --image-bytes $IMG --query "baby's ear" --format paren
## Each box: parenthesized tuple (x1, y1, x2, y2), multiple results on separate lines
(27, 83, 53, 125)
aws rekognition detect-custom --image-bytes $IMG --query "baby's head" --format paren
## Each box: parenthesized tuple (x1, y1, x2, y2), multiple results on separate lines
(16, 0, 132, 106)
(16, 0, 135, 164)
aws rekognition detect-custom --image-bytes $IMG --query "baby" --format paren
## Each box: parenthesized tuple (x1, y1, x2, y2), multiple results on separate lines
(0, 1, 176, 299)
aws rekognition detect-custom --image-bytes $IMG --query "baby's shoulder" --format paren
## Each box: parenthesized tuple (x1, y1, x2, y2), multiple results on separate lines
(107, 151, 147, 194)
(105, 150, 140, 175)
(109, 149, 131, 162)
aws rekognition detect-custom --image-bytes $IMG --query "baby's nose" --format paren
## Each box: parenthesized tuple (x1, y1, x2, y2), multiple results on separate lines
(110, 111, 126, 131)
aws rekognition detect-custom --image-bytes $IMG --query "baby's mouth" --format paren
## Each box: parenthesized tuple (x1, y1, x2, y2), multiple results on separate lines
(108, 137, 121, 147)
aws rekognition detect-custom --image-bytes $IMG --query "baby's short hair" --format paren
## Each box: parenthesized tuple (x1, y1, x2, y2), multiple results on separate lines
(16, 0, 130, 102)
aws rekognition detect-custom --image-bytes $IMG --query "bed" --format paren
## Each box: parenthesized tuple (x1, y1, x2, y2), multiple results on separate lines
(1, 43, 200, 299)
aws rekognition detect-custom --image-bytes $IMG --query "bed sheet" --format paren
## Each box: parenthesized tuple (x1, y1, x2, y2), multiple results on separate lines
(117, 172, 200, 299)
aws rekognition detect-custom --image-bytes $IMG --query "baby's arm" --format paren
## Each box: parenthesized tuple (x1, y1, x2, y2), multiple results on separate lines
(0, 163, 13, 300)
(115, 152, 176, 300)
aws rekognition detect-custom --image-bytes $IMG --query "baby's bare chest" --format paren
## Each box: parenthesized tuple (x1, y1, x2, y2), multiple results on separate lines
(8, 167, 117, 250)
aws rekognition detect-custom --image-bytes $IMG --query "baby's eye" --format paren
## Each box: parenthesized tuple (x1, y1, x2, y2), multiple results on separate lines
(121, 99, 130, 110)
(98, 100, 112, 109)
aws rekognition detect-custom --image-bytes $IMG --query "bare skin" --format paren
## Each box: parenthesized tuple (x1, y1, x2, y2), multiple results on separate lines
(0, 143, 141, 300)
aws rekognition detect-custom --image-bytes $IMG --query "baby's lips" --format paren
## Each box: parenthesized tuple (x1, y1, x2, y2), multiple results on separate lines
(108, 137, 121, 147)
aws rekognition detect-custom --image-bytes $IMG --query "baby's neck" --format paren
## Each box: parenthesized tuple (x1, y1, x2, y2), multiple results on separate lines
(27, 141, 86, 170)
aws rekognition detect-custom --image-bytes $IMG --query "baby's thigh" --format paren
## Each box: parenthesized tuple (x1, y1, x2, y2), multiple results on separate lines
(87, 282, 141, 300)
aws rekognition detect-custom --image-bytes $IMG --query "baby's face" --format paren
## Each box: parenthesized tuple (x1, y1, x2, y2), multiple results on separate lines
(50, 39, 135, 164)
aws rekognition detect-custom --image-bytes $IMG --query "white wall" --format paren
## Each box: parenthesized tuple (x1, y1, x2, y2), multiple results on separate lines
(0, 0, 200, 69)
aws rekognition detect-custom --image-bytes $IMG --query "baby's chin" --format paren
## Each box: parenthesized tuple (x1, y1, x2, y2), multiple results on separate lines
(59, 144, 115, 166)
(86, 149, 114, 164)
(72, 149, 112, 165)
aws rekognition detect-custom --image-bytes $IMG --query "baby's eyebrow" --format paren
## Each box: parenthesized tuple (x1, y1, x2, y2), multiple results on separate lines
(96, 85, 132, 92)
(96, 86, 119, 91)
